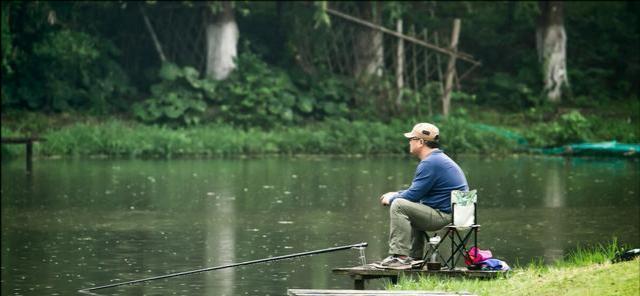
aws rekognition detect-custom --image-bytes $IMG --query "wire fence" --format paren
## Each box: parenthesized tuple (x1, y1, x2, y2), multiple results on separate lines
(135, 3, 477, 116)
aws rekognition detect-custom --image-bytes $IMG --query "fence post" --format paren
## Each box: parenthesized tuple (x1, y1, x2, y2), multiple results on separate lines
(395, 18, 404, 109)
(423, 29, 433, 118)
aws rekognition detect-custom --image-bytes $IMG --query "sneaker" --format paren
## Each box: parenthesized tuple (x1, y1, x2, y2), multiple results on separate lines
(378, 255, 413, 269)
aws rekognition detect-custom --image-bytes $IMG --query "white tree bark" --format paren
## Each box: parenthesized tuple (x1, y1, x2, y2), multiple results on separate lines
(206, 3, 238, 81)
(537, 1, 569, 103)
(540, 25, 568, 102)
(353, 2, 384, 78)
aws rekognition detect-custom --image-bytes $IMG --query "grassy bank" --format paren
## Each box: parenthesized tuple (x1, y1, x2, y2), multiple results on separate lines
(1, 103, 638, 158)
(1, 115, 522, 158)
(391, 242, 639, 296)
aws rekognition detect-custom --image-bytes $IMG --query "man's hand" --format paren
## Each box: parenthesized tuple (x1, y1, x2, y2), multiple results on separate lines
(380, 192, 397, 206)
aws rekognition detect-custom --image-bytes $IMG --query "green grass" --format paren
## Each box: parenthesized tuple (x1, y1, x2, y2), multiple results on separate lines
(1, 116, 522, 158)
(1, 105, 637, 158)
(390, 240, 639, 296)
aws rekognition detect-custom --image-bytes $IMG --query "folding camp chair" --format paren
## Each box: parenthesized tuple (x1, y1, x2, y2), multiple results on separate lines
(421, 190, 479, 270)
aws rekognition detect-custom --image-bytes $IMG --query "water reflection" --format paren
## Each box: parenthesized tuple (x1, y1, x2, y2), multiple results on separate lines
(542, 161, 566, 262)
(1, 155, 638, 295)
(205, 190, 235, 296)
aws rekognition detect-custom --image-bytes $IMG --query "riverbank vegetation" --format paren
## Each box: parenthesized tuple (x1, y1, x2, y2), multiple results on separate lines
(1, 2, 638, 158)
(391, 241, 639, 296)
(3, 101, 637, 158)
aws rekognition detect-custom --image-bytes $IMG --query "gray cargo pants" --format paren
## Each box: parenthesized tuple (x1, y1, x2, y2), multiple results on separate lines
(388, 198, 452, 258)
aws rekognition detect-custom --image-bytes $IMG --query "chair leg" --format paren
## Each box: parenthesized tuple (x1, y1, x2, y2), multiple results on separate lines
(474, 227, 478, 254)
(444, 227, 479, 269)
(450, 229, 454, 268)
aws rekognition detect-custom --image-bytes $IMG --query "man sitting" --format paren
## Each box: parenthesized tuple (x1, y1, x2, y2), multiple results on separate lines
(378, 123, 469, 268)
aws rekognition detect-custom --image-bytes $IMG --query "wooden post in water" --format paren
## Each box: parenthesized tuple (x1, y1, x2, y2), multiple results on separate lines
(442, 18, 460, 117)
(26, 139, 33, 174)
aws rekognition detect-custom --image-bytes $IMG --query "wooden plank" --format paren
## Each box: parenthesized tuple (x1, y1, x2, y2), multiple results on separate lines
(1, 137, 46, 144)
(333, 266, 503, 279)
(324, 7, 480, 66)
(1, 137, 46, 174)
(288, 289, 476, 296)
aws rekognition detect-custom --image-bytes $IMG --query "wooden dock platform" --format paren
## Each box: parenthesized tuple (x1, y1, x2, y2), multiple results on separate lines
(288, 289, 476, 296)
(332, 266, 504, 290)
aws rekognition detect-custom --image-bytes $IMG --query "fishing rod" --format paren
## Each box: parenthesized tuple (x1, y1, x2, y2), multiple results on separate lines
(79, 242, 367, 294)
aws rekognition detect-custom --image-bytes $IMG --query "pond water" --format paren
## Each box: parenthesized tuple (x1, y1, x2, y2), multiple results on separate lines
(1, 155, 638, 295)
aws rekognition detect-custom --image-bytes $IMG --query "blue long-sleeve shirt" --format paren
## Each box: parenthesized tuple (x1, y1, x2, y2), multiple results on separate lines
(389, 150, 468, 213)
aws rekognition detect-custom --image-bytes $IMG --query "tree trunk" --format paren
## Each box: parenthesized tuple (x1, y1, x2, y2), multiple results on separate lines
(536, 1, 569, 103)
(442, 19, 460, 117)
(353, 2, 383, 78)
(206, 2, 238, 80)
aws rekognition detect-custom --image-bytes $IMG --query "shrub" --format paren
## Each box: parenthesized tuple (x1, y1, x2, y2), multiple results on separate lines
(133, 62, 211, 126)
(6, 29, 134, 113)
(525, 110, 593, 147)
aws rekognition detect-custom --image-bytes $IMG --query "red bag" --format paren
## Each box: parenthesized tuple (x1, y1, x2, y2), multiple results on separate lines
(465, 246, 492, 265)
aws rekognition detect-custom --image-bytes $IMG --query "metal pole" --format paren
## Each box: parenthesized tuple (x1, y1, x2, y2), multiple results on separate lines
(79, 242, 367, 294)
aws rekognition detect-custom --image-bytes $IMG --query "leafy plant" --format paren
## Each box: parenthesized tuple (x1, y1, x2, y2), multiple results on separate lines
(5, 25, 134, 113)
(133, 62, 211, 126)
(211, 51, 306, 127)
(525, 110, 593, 147)
(475, 72, 538, 110)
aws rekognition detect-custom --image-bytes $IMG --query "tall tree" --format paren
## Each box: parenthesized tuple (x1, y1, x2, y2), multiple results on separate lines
(352, 2, 383, 78)
(206, 2, 238, 80)
(536, 1, 569, 103)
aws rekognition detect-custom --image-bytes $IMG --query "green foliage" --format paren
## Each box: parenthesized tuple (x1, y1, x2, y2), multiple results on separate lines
(348, 75, 396, 120)
(133, 51, 360, 127)
(392, 81, 444, 119)
(28, 29, 126, 111)
(1, 2, 12, 76)
(3, 107, 634, 158)
(0, 127, 22, 158)
(524, 110, 593, 147)
(212, 51, 304, 127)
(2, 2, 134, 114)
(0, 116, 526, 158)
(306, 74, 352, 119)
(135, 51, 335, 127)
(1, 1, 638, 148)
(133, 62, 210, 126)
(565, 2, 640, 100)
(436, 117, 521, 154)
(476, 72, 539, 109)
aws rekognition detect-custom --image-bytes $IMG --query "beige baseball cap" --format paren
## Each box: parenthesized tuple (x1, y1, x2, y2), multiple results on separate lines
(403, 123, 440, 141)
